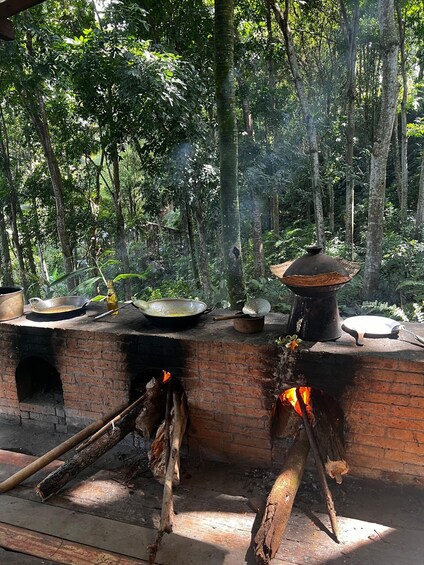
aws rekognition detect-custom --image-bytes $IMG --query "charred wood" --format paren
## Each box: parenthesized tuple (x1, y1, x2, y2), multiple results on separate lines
(135, 377, 168, 439)
(35, 406, 140, 501)
(310, 389, 349, 484)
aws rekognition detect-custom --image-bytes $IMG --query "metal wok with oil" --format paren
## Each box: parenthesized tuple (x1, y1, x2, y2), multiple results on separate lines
(132, 298, 209, 330)
(29, 296, 90, 319)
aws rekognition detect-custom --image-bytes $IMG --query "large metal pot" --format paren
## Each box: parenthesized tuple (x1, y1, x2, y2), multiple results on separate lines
(0, 286, 24, 321)
(132, 298, 209, 330)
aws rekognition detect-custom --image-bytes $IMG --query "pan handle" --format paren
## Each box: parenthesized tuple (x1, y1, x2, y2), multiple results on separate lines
(213, 312, 245, 321)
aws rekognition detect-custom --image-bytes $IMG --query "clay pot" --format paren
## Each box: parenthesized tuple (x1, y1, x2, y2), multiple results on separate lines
(233, 315, 264, 334)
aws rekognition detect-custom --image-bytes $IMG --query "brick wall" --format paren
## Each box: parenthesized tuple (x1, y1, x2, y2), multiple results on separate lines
(0, 318, 423, 487)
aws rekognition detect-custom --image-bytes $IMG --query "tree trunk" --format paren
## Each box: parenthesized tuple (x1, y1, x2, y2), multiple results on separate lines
(0, 138, 28, 295)
(392, 116, 402, 205)
(193, 199, 212, 299)
(271, 193, 279, 235)
(362, 0, 399, 301)
(0, 207, 13, 285)
(270, 0, 326, 249)
(415, 145, 424, 240)
(340, 0, 359, 258)
(253, 190, 265, 279)
(111, 148, 131, 300)
(183, 201, 201, 288)
(23, 90, 75, 290)
(215, 0, 245, 309)
(396, 1, 408, 223)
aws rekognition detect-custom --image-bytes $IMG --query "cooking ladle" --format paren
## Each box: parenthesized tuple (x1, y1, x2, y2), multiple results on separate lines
(94, 301, 132, 319)
(213, 298, 271, 321)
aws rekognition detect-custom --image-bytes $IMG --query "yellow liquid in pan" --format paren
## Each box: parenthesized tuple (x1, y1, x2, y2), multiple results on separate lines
(37, 305, 79, 314)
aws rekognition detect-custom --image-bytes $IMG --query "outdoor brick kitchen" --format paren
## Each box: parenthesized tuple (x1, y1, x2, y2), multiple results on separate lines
(0, 304, 423, 489)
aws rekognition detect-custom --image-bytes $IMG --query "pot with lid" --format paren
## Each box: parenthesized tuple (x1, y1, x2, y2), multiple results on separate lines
(271, 246, 360, 341)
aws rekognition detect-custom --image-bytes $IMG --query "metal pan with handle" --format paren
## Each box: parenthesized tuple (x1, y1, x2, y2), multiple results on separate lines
(342, 315, 424, 346)
(29, 296, 90, 319)
(342, 315, 400, 345)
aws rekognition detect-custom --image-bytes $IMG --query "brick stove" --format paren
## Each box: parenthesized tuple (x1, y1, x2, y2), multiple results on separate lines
(0, 306, 423, 487)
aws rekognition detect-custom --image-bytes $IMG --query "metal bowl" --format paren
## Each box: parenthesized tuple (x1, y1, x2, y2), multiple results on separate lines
(0, 286, 24, 321)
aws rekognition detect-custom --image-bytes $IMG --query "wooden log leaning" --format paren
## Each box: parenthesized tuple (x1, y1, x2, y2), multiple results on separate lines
(253, 429, 310, 565)
(0, 401, 132, 494)
(35, 406, 141, 501)
(76, 392, 147, 452)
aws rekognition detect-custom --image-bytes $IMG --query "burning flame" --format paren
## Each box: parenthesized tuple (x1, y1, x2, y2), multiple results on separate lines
(162, 370, 172, 383)
(280, 387, 312, 417)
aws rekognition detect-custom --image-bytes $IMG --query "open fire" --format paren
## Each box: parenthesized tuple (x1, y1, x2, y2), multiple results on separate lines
(280, 386, 313, 419)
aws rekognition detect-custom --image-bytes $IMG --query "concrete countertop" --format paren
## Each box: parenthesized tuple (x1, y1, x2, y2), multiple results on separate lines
(1, 303, 424, 360)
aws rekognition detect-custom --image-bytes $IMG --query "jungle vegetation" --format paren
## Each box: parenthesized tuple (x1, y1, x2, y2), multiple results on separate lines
(0, 0, 424, 321)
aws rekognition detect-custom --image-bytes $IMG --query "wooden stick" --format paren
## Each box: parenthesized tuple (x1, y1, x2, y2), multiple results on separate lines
(0, 401, 131, 494)
(148, 390, 187, 565)
(296, 388, 340, 543)
(76, 392, 146, 452)
(160, 390, 187, 533)
(254, 429, 310, 565)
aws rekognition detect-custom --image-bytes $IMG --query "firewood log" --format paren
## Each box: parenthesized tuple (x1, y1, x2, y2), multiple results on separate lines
(135, 377, 168, 439)
(35, 407, 140, 501)
(310, 389, 349, 484)
(254, 429, 310, 565)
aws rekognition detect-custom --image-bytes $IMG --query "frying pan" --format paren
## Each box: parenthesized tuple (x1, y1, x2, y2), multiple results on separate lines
(342, 315, 400, 345)
(132, 298, 209, 330)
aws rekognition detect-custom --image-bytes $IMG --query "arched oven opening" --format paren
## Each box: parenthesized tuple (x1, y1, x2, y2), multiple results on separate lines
(272, 387, 348, 484)
(16, 356, 63, 404)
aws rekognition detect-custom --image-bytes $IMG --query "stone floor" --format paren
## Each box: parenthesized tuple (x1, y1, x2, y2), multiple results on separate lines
(0, 421, 423, 564)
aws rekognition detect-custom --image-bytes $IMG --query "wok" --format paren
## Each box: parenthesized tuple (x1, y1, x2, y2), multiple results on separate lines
(132, 298, 209, 330)
(30, 296, 90, 319)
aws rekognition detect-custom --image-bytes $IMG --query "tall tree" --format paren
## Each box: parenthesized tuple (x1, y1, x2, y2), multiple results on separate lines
(269, 0, 326, 248)
(214, 0, 245, 308)
(340, 0, 359, 258)
(396, 0, 409, 223)
(362, 0, 399, 300)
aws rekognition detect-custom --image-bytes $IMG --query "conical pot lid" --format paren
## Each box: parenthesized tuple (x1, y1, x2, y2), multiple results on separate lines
(271, 246, 360, 289)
